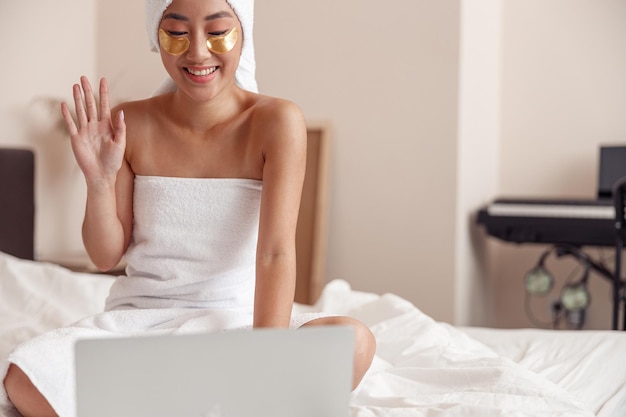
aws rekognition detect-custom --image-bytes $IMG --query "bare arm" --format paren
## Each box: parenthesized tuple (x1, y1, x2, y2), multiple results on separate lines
(61, 77, 133, 271)
(253, 101, 307, 328)
(81, 159, 133, 271)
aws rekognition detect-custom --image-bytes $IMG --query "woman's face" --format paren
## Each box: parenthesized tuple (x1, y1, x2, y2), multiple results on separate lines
(158, 0, 243, 100)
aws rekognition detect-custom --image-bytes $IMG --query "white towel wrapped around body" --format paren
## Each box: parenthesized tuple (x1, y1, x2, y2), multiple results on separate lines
(0, 176, 326, 417)
(106, 176, 261, 311)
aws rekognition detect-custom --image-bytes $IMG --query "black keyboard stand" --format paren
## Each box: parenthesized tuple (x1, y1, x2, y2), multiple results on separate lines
(547, 178, 626, 330)
(549, 244, 622, 329)
(611, 177, 626, 330)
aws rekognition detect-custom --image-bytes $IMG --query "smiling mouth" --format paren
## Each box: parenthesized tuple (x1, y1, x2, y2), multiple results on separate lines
(185, 67, 218, 76)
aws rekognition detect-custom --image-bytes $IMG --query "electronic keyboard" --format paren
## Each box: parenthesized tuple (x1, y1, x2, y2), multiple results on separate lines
(477, 198, 617, 247)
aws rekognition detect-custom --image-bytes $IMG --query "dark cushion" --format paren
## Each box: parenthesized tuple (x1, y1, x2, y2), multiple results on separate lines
(0, 148, 35, 260)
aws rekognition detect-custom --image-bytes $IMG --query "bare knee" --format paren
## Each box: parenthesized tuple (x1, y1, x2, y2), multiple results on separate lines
(4, 364, 57, 417)
(302, 316, 376, 389)
(345, 318, 376, 387)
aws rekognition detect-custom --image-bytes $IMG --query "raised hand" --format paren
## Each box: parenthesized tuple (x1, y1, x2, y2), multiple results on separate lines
(61, 76, 126, 185)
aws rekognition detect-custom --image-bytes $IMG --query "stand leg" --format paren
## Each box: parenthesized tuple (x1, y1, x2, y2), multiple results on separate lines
(614, 239, 623, 330)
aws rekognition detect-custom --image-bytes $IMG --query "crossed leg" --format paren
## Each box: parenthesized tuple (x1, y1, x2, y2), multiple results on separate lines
(3, 364, 57, 417)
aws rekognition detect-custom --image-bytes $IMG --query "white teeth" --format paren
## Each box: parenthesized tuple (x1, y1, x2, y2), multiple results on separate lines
(186, 67, 217, 76)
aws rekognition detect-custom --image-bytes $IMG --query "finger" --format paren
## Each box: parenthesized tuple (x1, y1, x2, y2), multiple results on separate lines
(60, 102, 78, 136)
(114, 110, 127, 148)
(99, 78, 112, 121)
(80, 76, 98, 121)
(73, 83, 88, 128)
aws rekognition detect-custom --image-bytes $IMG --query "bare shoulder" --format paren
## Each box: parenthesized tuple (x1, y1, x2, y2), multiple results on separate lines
(251, 95, 304, 123)
(111, 96, 164, 164)
(248, 95, 307, 146)
(111, 96, 161, 125)
(111, 96, 166, 133)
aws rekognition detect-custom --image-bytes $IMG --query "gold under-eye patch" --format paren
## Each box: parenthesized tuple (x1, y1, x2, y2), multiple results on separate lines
(158, 29, 190, 55)
(206, 27, 238, 54)
(158, 27, 238, 56)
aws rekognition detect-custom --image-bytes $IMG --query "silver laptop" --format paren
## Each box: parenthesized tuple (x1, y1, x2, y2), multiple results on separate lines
(75, 326, 354, 417)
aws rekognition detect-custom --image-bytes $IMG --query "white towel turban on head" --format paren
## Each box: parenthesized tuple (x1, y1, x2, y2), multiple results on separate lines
(145, 0, 258, 94)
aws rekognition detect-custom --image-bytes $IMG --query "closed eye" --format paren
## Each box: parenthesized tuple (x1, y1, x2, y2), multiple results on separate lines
(167, 31, 187, 36)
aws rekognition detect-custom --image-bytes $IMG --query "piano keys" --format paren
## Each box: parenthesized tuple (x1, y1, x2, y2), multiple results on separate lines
(477, 198, 617, 247)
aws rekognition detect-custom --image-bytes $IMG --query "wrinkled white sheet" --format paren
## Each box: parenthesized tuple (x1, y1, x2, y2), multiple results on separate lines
(304, 281, 593, 417)
(462, 327, 626, 417)
(1, 252, 623, 416)
(0, 255, 113, 363)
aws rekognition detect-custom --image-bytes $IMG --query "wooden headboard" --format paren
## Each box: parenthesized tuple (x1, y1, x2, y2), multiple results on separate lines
(296, 124, 331, 305)
(0, 124, 330, 305)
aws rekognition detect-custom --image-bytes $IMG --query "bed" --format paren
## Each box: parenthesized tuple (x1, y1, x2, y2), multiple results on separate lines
(2, 138, 626, 417)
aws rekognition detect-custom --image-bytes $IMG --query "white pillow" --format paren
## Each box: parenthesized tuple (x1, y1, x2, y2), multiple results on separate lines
(0, 252, 114, 360)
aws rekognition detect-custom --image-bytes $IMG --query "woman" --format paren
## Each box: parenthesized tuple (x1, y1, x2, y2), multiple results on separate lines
(1, 0, 375, 416)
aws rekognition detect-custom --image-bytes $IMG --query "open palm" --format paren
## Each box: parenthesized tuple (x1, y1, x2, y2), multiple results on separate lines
(61, 77, 126, 184)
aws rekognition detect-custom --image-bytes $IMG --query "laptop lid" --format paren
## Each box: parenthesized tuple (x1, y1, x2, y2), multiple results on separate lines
(75, 326, 354, 417)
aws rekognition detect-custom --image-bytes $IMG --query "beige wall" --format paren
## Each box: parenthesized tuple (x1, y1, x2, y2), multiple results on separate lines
(454, 0, 501, 326)
(96, 2, 168, 104)
(0, 1, 96, 259)
(255, 0, 462, 322)
(2, 1, 624, 328)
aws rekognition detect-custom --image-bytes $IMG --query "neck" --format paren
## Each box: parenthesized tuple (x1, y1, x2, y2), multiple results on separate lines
(165, 83, 247, 132)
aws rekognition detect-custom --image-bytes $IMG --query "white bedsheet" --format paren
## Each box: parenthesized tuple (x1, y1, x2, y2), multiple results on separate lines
(305, 281, 594, 417)
(462, 327, 626, 417)
(2, 252, 625, 416)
